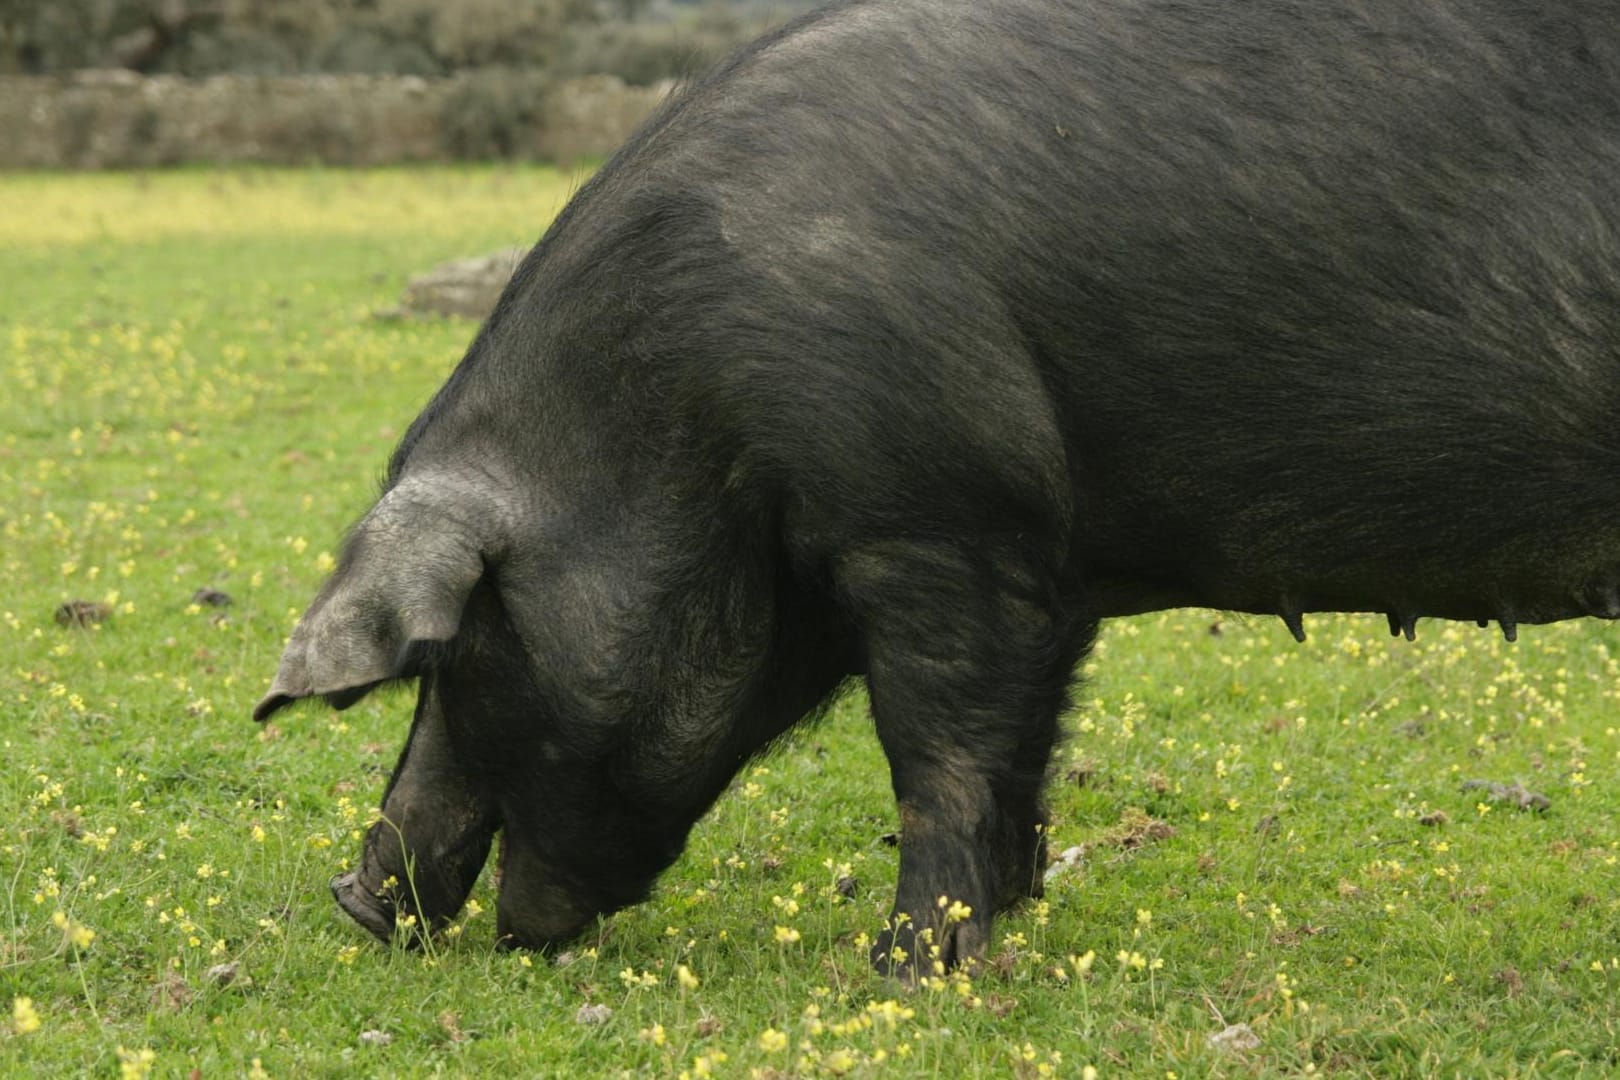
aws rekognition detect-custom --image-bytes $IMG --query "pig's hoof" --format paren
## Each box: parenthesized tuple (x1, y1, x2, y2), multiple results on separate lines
(330, 871, 398, 945)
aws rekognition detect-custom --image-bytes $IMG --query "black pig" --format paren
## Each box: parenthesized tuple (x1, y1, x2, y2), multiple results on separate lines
(255, 0, 1620, 976)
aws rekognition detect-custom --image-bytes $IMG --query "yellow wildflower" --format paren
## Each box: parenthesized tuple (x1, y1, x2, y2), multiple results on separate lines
(117, 1046, 156, 1080)
(11, 997, 41, 1035)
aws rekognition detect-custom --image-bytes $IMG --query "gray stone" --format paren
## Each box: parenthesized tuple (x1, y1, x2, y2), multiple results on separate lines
(396, 248, 528, 320)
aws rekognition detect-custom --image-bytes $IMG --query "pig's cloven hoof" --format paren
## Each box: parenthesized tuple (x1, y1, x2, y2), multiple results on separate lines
(330, 871, 398, 945)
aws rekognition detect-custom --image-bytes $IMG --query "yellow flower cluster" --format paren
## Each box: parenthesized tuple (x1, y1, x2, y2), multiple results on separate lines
(11, 997, 41, 1036)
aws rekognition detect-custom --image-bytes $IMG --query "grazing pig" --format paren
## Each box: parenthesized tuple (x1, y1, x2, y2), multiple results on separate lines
(255, 0, 1620, 977)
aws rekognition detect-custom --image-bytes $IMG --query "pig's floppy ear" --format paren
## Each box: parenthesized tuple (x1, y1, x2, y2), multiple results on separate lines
(252, 493, 486, 723)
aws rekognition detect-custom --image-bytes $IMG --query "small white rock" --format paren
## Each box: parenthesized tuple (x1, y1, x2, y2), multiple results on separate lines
(1043, 845, 1087, 882)
(204, 962, 246, 987)
(575, 1003, 614, 1026)
(1208, 1022, 1261, 1052)
(359, 1030, 393, 1047)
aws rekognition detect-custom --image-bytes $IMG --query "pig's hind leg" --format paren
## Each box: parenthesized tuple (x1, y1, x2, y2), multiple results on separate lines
(838, 539, 1092, 979)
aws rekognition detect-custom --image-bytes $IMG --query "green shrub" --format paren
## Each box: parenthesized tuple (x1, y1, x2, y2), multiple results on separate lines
(313, 28, 442, 78)
(438, 66, 551, 159)
(554, 19, 741, 85)
(171, 26, 303, 76)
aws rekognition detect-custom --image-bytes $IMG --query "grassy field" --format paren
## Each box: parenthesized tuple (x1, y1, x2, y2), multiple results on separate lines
(2, 167, 1618, 1078)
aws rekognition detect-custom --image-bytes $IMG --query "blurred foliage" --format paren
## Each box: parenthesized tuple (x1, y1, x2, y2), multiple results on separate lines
(0, 0, 820, 77)
(437, 67, 553, 159)
(0, 0, 594, 76)
(555, 4, 760, 85)
(0, 1, 825, 165)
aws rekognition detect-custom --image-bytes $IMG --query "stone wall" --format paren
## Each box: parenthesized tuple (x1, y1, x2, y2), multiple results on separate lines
(0, 71, 674, 169)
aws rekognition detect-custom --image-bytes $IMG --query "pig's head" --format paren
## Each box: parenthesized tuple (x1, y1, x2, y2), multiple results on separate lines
(254, 461, 802, 950)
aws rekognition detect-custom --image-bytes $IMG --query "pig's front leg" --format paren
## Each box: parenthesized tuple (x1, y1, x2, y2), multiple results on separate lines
(840, 540, 1093, 979)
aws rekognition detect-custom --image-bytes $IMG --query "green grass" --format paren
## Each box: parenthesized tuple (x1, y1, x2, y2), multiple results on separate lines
(3, 167, 1619, 1078)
